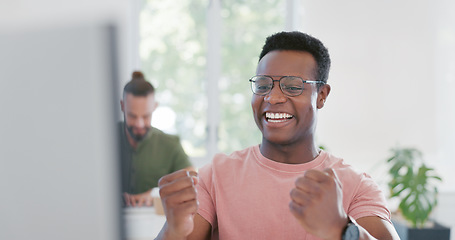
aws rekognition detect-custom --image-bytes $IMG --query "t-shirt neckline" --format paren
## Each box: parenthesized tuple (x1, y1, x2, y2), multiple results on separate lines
(252, 145, 327, 173)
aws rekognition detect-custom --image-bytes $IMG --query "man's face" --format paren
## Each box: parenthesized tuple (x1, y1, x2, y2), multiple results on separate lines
(251, 50, 329, 145)
(121, 93, 158, 142)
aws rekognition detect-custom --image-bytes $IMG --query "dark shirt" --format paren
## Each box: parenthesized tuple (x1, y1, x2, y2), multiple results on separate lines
(119, 122, 192, 194)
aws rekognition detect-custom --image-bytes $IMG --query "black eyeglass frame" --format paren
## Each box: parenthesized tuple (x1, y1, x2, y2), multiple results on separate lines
(249, 75, 325, 97)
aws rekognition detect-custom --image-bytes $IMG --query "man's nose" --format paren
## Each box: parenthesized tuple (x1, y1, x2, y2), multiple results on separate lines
(134, 118, 145, 128)
(264, 82, 286, 104)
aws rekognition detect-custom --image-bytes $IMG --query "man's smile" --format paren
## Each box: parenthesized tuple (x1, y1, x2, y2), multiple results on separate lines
(265, 112, 294, 123)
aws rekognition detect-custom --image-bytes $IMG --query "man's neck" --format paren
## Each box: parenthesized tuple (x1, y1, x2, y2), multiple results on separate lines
(259, 138, 320, 164)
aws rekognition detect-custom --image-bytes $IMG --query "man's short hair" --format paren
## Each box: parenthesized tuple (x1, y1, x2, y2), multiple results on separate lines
(259, 31, 331, 84)
(123, 71, 155, 98)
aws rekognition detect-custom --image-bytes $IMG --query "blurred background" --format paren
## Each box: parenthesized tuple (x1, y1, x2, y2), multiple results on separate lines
(1, 0, 454, 239)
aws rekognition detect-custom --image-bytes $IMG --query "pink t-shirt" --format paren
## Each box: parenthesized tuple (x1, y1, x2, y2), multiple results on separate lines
(197, 145, 390, 240)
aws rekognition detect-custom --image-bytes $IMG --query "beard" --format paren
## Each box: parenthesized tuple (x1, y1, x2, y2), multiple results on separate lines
(125, 125, 150, 142)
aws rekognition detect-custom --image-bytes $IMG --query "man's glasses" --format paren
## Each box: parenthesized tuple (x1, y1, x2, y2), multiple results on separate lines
(249, 75, 324, 97)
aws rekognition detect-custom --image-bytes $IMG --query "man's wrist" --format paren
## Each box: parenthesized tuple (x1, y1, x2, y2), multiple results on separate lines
(163, 230, 187, 240)
(156, 222, 187, 240)
(323, 216, 349, 240)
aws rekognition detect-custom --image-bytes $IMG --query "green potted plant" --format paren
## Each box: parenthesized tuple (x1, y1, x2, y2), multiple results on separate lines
(386, 147, 450, 240)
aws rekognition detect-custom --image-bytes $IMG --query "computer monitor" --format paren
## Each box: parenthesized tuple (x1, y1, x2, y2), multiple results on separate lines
(0, 22, 122, 240)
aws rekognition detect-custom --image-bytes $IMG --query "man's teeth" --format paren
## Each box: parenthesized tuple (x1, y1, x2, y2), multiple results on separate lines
(265, 112, 293, 121)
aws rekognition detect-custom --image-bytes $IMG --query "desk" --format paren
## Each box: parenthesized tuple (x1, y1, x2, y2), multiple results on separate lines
(123, 207, 166, 240)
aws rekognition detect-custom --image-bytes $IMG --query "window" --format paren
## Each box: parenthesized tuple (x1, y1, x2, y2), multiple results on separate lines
(138, 0, 300, 166)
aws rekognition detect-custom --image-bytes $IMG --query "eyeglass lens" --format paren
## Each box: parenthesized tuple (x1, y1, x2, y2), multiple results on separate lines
(251, 76, 304, 96)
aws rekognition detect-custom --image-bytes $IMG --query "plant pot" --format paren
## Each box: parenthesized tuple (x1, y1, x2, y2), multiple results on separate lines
(392, 219, 451, 240)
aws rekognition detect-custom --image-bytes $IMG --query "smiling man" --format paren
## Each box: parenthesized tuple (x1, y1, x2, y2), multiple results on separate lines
(156, 32, 400, 240)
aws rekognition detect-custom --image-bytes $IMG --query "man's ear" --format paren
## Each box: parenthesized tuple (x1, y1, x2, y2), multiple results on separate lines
(120, 99, 125, 113)
(317, 84, 331, 109)
(152, 101, 159, 112)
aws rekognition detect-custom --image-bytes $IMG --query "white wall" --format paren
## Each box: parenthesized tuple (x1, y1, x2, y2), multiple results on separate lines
(300, 0, 455, 235)
(301, 0, 455, 188)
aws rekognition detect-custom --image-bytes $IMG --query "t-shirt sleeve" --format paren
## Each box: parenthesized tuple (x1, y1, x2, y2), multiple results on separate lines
(196, 164, 217, 227)
(347, 173, 391, 223)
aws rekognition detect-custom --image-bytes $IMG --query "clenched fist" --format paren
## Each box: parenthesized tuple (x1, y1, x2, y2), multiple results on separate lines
(158, 170, 199, 239)
(289, 168, 348, 240)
